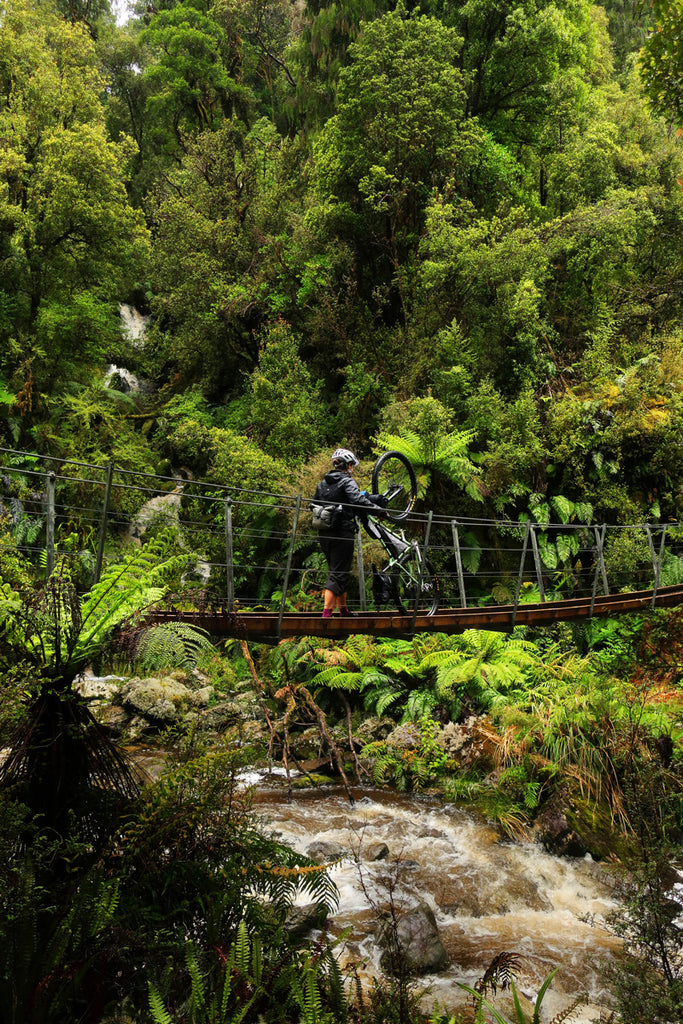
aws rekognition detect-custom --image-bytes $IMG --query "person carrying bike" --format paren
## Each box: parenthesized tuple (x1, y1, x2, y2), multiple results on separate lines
(314, 448, 388, 617)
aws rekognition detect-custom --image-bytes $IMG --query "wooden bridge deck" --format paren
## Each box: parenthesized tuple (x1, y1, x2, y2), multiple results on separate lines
(147, 583, 683, 642)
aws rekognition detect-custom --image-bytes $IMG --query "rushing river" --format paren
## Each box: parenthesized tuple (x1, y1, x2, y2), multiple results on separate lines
(247, 776, 619, 1023)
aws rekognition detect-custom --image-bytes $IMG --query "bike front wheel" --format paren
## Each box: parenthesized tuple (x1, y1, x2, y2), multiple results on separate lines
(391, 548, 440, 616)
(371, 450, 417, 521)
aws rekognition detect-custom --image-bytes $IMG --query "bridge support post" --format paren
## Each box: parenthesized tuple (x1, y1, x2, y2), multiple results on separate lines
(277, 494, 302, 639)
(529, 523, 545, 602)
(646, 524, 667, 609)
(410, 510, 433, 634)
(225, 496, 234, 612)
(356, 525, 366, 611)
(451, 520, 467, 608)
(512, 521, 531, 629)
(45, 471, 56, 578)
(95, 461, 114, 584)
(589, 524, 608, 618)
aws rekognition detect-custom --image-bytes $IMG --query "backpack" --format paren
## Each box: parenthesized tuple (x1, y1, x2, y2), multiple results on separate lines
(310, 501, 343, 531)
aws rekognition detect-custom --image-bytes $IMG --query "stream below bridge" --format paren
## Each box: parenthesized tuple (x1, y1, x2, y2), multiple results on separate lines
(244, 773, 618, 1022)
(130, 742, 622, 1022)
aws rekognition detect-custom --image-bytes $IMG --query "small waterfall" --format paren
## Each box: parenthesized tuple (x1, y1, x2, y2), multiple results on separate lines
(105, 304, 150, 394)
(105, 365, 143, 394)
(119, 303, 149, 347)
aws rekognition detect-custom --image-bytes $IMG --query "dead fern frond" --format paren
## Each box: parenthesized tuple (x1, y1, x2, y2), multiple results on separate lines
(254, 862, 338, 877)
(549, 995, 586, 1024)
(475, 951, 523, 998)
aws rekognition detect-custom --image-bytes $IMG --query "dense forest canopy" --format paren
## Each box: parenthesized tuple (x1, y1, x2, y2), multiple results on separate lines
(6, 5, 683, 1020)
(1, 0, 683, 531)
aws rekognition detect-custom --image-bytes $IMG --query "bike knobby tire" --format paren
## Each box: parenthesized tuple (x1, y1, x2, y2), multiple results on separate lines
(371, 450, 417, 522)
(391, 549, 440, 616)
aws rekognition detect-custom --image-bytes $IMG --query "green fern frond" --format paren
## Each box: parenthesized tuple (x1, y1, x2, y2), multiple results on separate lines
(402, 689, 438, 721)
(234, 919, 250, 976)
(148, 982, 174, 1024)
(313, 667, 366, 690)
(420, 649, 466, 670)
(551, 495, 575, 524)
(375, 688, 403, 715)
(374, 429, 424, 467)
(134, 621, 212, 671)
(250, 934, 263, 990)
(186, 944, 207, 1011)
(572, 501, 593, 523)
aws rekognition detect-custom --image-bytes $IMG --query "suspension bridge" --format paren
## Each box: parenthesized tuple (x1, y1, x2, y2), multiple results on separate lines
(2, 446, 683, 641)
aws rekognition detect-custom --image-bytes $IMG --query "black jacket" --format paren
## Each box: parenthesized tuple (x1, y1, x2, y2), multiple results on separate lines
(314, 471, 386, 535)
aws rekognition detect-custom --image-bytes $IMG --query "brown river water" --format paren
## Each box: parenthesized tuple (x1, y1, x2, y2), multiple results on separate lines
(244, 772, 620, 1023)
(132, 747, 619, 1021)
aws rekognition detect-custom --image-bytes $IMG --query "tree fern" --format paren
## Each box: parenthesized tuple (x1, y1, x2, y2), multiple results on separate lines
(374, 424, 481, 501)
(0, 543, 208, 840)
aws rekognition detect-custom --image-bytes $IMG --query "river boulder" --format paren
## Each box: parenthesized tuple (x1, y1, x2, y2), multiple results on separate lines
(81, 671, 260, 739)
(386, 723, 422, 751)
(306, 839, 346, 863)
(436, 715, 498, 769)
(355, 717, 396, 744)
(378, 902, 448, 975)
(363, 842, 390, 862)
(283, 902, 329, 938)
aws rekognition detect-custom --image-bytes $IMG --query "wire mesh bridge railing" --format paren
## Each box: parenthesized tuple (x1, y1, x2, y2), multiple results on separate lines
(2, 446, 683, 637)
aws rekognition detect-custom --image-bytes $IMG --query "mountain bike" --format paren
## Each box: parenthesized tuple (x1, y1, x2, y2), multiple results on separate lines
(362, 450, 440, 616)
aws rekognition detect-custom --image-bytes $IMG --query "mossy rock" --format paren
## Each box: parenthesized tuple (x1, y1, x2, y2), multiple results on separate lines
(291, 773, 335, 789)
(564, 794, 628, 861)
(534, 783, 626, 861)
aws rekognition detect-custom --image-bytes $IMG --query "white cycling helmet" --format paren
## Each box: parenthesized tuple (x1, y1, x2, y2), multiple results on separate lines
(332, 447, 358, 468)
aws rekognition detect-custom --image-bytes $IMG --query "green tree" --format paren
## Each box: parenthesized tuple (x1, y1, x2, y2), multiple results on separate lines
(140, 0, 251, 150)
(640, 0, 683, 125)
(415, 201, 554, 392)
(313, 6, 475, 323)
(0, 0, 149, 410)
(433, 0, 602, 148)
(602, 0, 649, 70)
(287, 0, 387, 126)
(100, 22, 155, 202)
(144, 118, 322, 398)
(247, 320, 325, 464)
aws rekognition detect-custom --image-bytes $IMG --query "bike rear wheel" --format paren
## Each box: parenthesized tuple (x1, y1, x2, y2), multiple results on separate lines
(391, 548, 440, 616)
(371, 450, 417, 521)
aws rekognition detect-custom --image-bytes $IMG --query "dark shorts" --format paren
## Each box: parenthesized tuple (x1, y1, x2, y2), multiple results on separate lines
(319, 534, 355, 595)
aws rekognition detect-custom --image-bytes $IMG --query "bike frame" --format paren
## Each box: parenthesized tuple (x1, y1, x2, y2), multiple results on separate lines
(360, 514, 430, 609)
